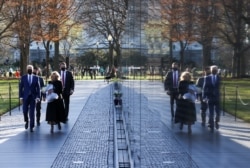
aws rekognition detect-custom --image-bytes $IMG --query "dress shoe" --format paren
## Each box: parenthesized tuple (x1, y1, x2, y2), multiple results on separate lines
(58, 123, 61, 130)
(50, 125, 54, 133)
(201, 122, 205, 127)
(208, 125, 214, 132)
(215, 122, 219, 129)
(179, 123, 183, 130)
(188, 125, 192, 134)
(25, 122, 29, 129)
(37, 121, 40, 126)
(30, 127, 34, 132)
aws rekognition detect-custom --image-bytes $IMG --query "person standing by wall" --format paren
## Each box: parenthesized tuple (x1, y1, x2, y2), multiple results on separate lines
(60, 62, 74, 121)
(203, 65, 221, 132)
(33, 67, 45, 126)
(19, 65, 40, 132)
(164, 62, 180, 121)
(196, 67, 211, 126)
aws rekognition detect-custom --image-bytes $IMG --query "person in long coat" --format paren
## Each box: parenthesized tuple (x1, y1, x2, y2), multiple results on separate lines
(175, 71, 197, 134)
(45, 71, 66, 133)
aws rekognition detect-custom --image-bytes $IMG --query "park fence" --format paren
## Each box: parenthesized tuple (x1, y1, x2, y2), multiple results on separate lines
(221, 84, 250, 122)
(0, 79, 20, 119)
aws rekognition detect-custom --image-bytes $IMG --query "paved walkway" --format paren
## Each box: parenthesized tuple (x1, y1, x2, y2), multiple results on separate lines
(123, 81, 250, 168)
(0, 80, 250, 168)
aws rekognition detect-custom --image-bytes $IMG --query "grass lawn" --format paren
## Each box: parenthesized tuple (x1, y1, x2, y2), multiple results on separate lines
(221, 78, 250, 122)
(0, 79, 20, 115)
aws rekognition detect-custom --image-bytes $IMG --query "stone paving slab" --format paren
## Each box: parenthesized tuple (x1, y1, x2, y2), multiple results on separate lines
(51, 86, 114, 168)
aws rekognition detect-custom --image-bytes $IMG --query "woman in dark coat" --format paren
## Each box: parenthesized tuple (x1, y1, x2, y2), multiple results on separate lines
(175, 71, 197, 134)
(45, 71, 66, 133)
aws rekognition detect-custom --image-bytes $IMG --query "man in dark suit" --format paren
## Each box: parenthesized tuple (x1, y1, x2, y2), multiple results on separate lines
(196, 67, 211, 126)
(164, 62, 180, 121)
(60, 62, 75, 121)
(203, 65, 221, 132)
(33, 67, 45, 126)
(19, 65, 40, 132)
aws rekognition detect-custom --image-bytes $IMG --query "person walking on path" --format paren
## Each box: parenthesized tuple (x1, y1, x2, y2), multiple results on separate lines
(196, 67, 211, 126)
(174, 72, 197, 134)
(164, 62, 180, 121)
(45, 71, 66, 133)
(33, 67, 45, 126)
(19, 65, 41, 132)
(60, 62, 74, 121)
(203, 65, 221, 132)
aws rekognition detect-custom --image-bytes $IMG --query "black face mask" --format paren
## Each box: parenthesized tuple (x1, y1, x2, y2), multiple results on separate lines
(212, 70, 217, 75)
(61, 67, 66, 71)
(27, 69, 32, 74)
(173, 67, 177, 71)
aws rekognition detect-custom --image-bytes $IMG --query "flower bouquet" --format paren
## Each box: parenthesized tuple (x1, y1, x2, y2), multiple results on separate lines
(42, 84, 58, 103)
(182, 84, 199, 102)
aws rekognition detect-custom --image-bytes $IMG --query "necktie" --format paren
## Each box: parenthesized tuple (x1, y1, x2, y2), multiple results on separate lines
(213, 75, 216, 85)
(28, 75, 31, 85)
(173, 72, 177, 88)
(62, 72, 65, 87)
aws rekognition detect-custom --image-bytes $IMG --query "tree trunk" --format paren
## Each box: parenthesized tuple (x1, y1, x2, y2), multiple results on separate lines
(179, 41, 184, 71)
(20, 42, 30, 76)
(169, 40, 173, 63)
(241, 53, 246, 77)
(45, 41, 51, 80)
(54, 41, 60, 71)
(202, 40, 213, 68)
(232, 50, 237, 78)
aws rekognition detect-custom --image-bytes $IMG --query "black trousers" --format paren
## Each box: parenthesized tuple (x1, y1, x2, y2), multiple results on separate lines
(63, 94, 70, 119)
(170, 89, 179, 118)
(36, 100, 41, 122)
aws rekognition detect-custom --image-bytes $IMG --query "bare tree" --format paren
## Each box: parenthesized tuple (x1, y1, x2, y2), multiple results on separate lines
(160, 0, 200, 71)
(79, 0, 128, 75)
(218, 0, 250, 77)
(0, 1, 17, 43)
(10, 0, 39, 75)
(196, 0, 220, 68)
(31, 0, 80, 77)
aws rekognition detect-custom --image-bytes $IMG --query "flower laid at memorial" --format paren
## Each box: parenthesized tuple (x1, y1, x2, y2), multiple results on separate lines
(114, 90, 122, 98)
(114, 90, 122, 106)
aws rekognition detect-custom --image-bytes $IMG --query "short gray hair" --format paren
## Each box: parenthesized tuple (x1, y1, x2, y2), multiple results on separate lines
(26, 65, 33, 70)
(210, 65, 218, 71)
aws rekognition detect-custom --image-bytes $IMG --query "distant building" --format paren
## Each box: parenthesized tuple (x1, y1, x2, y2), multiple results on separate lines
(172, 41, 203, 67)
